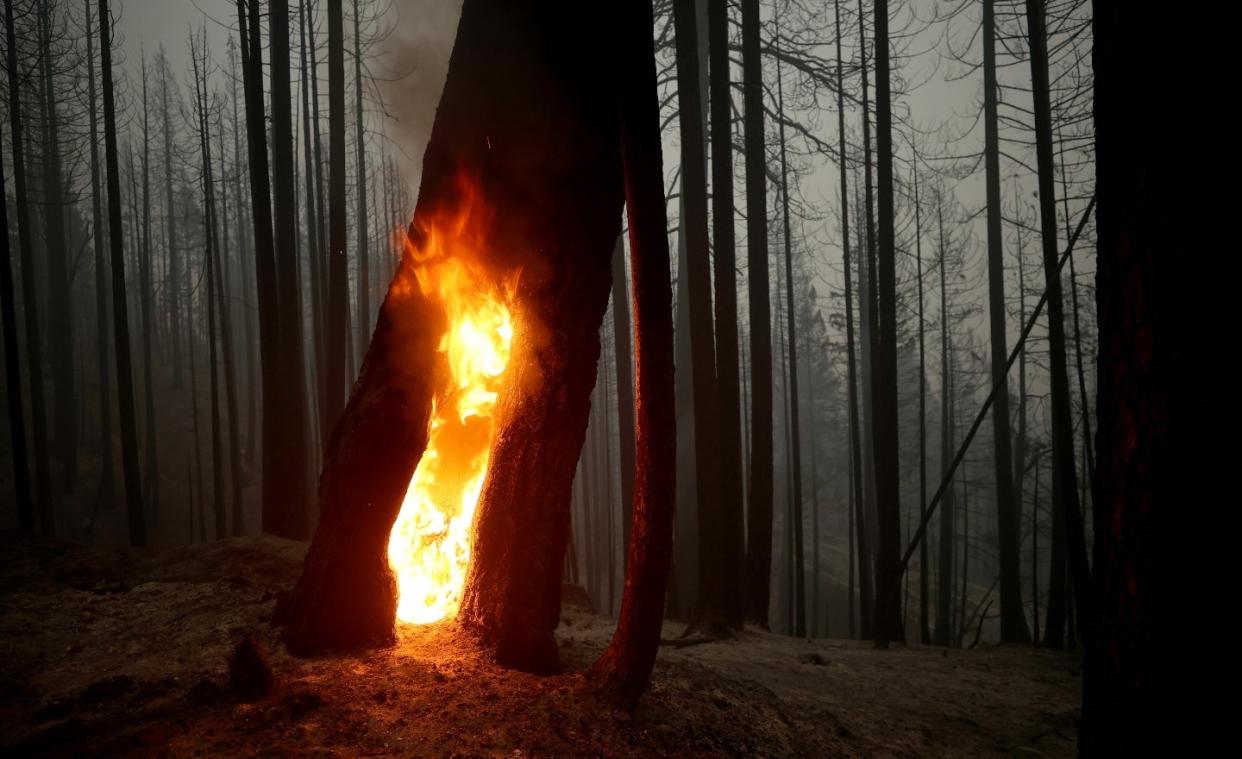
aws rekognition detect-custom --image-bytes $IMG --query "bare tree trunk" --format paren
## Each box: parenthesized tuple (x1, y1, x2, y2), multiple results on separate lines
(835, 0, 870, 639)
(158, 51, 181, 389)
(352, 0, 370, 357)
(871, 0, 901, 648)
(99, 0, 146, 547)
(0, 99, 32, 531)
(981, 0, 1029, 644)
(270, 0, 311, 538)
(912, 142, 930, 645)
(139, 56, 161, 526)
(84, 0, 114, 516)
(672, 0, 726, 637)
(1024, 0, 1088, 647)
(741, 0, 773, 630)
(237, 0, 287, 539)
(707, 0, 745, 631)
(227, 42, 258, 468)
(856, 0, 879, 587)
(934, 194, 955, 647)
(216, 113, 244, 535)
(610, 237, 635, 570)
(299, 0, 325, 452)
(592, 0, 676, 708)
(324, 0, 349, 437)
(37, 0, 76, 497)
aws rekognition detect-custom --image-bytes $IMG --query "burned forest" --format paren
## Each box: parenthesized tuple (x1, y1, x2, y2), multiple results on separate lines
(0, 0, 1206, 755)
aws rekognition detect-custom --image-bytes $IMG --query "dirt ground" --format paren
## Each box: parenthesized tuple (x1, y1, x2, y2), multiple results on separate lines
(0, 534, 1081, 757)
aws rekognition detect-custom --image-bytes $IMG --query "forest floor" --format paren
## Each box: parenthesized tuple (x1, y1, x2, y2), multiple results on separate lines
(0, 534, 1081, 757)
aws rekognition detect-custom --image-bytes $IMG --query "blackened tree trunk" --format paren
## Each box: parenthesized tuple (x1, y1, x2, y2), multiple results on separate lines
(774, 39, 805, 638)
(300, 0, 325, 452)
(934, 194, 955, 647)
(216, 114, 244, 535)
(856, 0, 880, 585)
(912, 144, 929, 645)
(324, 0, 349, 437)
(236, 0, 285, 539)
(0, 108, 32, 531)
(159, 49, 181, 388)
(1024, 0, 1088, 646)
(99, 0, 146, 547)
(37, 0, 76, 497)
(84, 0, 114, 515)
(981, 0, 1028, 644)
(671, 0, 725, 637)
(285, 1, 624, 676)
(610, 237, 636, 567)
(353, 0, 370, 356)
(592, 0, 676, 709)
(741, 0, 773, 629)
(228, 41, 258, 468)
(1081, 2, 1204, 751)
(835, 0, 870, 639)
(708, 0, 745, 631)
(139, 57, 161, 524)
(870, 0, 901, 649)
(270, 0, 311, 538)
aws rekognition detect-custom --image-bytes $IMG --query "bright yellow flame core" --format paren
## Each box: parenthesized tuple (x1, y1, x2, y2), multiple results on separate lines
(387, 250, 514, 625)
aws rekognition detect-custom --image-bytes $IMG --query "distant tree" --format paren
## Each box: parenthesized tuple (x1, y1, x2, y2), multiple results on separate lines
(99, 0, 146, 547)
(324, 0, 349, 438)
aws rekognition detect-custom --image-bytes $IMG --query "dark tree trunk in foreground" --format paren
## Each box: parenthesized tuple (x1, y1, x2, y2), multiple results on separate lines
(708, 0, 745, 631)
(982, 0, 1029, 644)
(284, 1, 624, 675)
(100, 0, 146, 547)
(591, 0, 676, 709)
(871, 0, 902, 648)
(353, 0, 371, 356)
(1081, 1, 1205, 752)
(7, 0, 53, 534)
(934, 195, 955, 647)
(741, 0, 774, 629)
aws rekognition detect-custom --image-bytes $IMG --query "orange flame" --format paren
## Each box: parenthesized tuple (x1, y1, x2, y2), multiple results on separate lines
(386, 178, 514, 625)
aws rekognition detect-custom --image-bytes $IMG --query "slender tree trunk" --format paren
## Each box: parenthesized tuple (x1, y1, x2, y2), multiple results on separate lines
(981, 0, 1029, 644)
(237, 0, 286, 539)
(912, 144, 930, 645)
(352, 0, 370, 356)
(300, 0, 325, 452)
(934, 194, 955, 647)
(870, 0, 902, 648)
(1025, 0, 1088, 647)
(37, 0, 76, 497)
(84, 0, 114, 516)
(269, 0, 311, 538)
(1031, 457, 1040, 641)
(227, 42, 258, 468)
(672, 0, 726, 636)
(741, 0, 773, 629)
(593, 0, 676, 707)
(324, 0, 349, 438)
(159, 52, 181, 388)
(611, 237, 635, 568)
(139, 57, 161, 525)
(215, 115, 244, 535)
(99, 0, 146, 547)
(707, 0, 745, 631)
(1012, 192, 1029, 630)
(856, 0, 879, 583)
(0, 100, 32, 531)
(835, 0, 870, 639)
(773, 36, 806, 638)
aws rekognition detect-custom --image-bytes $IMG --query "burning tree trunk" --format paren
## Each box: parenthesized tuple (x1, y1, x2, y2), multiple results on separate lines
(283, 0, 623, 671)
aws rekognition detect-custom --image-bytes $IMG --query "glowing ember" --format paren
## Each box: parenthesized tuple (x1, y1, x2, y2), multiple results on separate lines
(386, 184, 514, 625)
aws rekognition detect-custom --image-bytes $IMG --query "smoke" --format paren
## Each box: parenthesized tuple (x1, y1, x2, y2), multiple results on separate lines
(375, 0, 464, 207)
